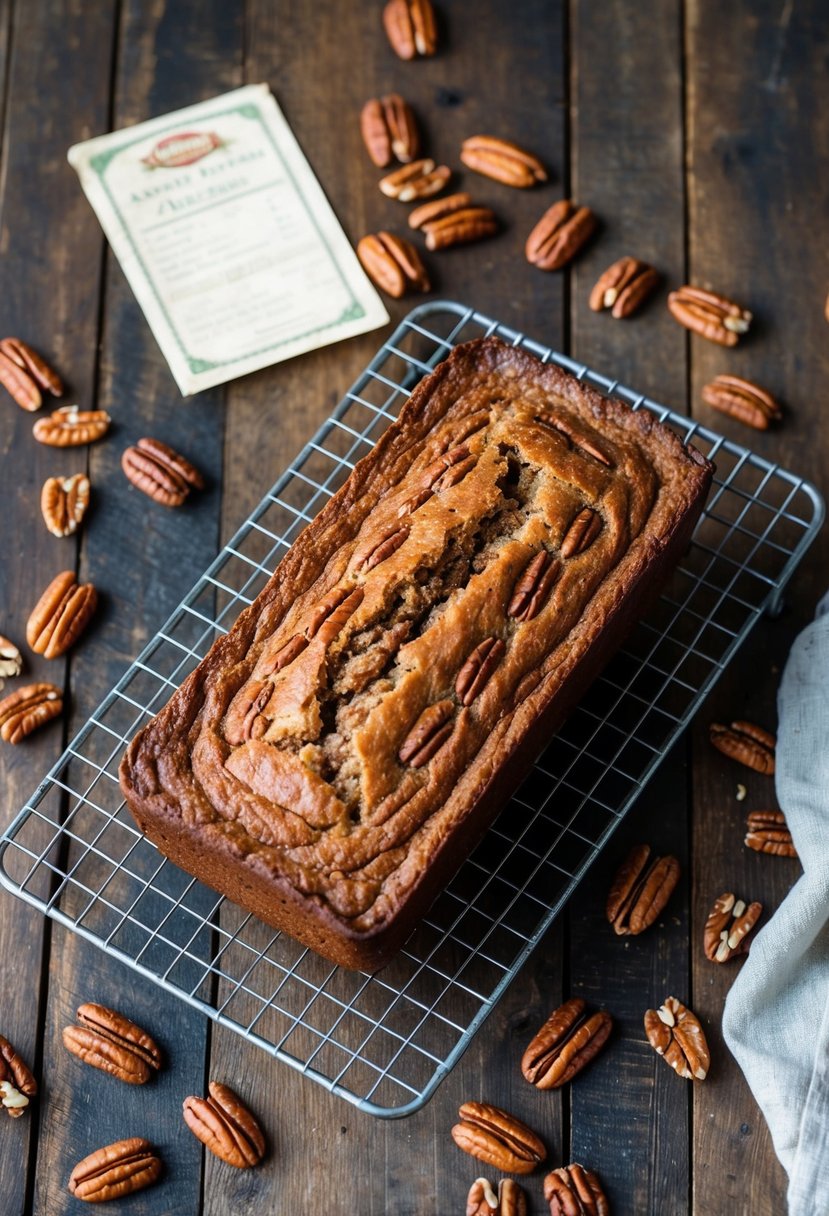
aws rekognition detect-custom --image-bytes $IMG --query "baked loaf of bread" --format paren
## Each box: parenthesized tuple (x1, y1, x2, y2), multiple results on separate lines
(120, 337, 712, 971)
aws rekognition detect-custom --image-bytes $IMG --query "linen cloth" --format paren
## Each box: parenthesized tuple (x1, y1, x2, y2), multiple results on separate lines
(722, 592, 829, 1216)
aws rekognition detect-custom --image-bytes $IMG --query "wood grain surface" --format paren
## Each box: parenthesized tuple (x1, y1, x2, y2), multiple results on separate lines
(0, 2, 826, 1214)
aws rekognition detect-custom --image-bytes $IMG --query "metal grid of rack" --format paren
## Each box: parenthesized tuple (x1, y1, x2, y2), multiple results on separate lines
(0, 301, 822, 1117)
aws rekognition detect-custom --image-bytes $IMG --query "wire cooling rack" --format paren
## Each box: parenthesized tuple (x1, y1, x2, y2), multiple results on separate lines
(0, 302, 823, 1117)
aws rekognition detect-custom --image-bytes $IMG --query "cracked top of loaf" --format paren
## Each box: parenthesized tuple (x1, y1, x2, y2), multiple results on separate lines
(120, 337, 712, 953)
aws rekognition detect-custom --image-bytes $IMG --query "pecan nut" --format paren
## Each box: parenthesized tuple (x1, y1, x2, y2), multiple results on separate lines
(508, 551, 561, 622)
(68, 1137, 162, 1202)
(526, 200, 598, 271)
(0, 1035, 37, 1117)
(534, 412, 612, 468)
(26, 571, 97, 659)
(62, 1003, 163, 1084)
(409, 191, 472, 230)
(379, 158, 451, 201)
(745, 809, 798, 858)
(382, 0, 437, 59)
(358, 525, 410, 572)
(644, 996, 710, 1080)
(460, 135, 547, 188)
(360, 94, 419, 167)
(709, 720, 775, 774)
(701, 374, 782, 430)
(0, 337, 63, 411)
(606, 844, 680, 935)
(422, 206, 498, 251)
(703, 892, 762, 963)
(183, 1080, 265, 1168)
(0, 634, 24, 689)
(467, 1178, 527, 1216)
(399, 699, 455, 766)
(41, 473, 91, 538)
(451, 1101, 546, 1174)
(122, 437, 205, 507)
(456, 637, 506, 706)
(589, 257, 659, 319)
(667, 285, 752, 346)
(33, 405, 111, 446)
(0, 683, 62, 744)
(561, 508, 602, 558)
(521, 998, 612, 1089)
(356, 231, 430, 298)
(544, 1164, 610, 1216)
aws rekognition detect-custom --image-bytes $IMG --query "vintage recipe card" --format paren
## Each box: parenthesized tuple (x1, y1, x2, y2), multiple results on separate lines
(69, 84, 389, 396)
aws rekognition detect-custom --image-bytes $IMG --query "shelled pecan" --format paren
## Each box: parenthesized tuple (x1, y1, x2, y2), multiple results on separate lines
(508, 552, 561, 622)
(68, 1138, 162, 1202)
(701, 374, 782, 430)
(606, 843, 680, 935)
(460, 135, 547, 188)
(644, 996, 710, 1081)
(589, 257, 659, 318)
(0, 1035, 37, 1117)
(33, 405, 110, 446)
(399, 699, 454, 766)
(667, 286, 752, 346)
(456, 637, 506, 706)
(703, 892, 762, 963)
(121, 437, 205, 507)
(357, 232, 430, 298)
(525, 200, 597, 271)
(417, 202, 498, 251)
(62, 1003, 163, 1084)
(26, 571, 97, 659)
(382, 0, 437, 59)
(0, 683, 62, 744)
(408, 191, 472, 230)
(183, 1081, 265, 1168)
(544, 1164, 610, 1216)
(0, 337, 63, 411)
(467, 1177, 527, 1216)
(745, 809, 798, 858)
(360, 94, 419, 166)
(379, 158, 451, 201)
(41, 473, 91, 537)
(521, 998, 612, 1089)
(560, 507, 602, 558)
(0, 635, 23, 689)
(709, 720, 775, 774)
(451, 1101, 546, 1174)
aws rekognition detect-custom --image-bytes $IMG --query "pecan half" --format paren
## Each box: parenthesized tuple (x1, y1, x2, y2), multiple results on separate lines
(422, 206, 498, 251)
(460, 135, 547, 188)
(399, 699, 455, 767)
(561, 507, 602, 558)
(380, 158, 451, 201)
(508, 551, 562, 622)
(606, 844, 680, 935)
(534, 412, 613, 468)
(41, 473, 91, 538)
(408, 191, 473, 230)
(521, 998, 612, 1089)
(0, 1035, 37, 1118)
(745, 809, 798, 859)
(356, 231, 430, 298)
(382, 0, 437, 59)
(467, 1178, 527, 1216)
(644, 996, 710, 1080)
(456, 637, 507, 706)
(701, 374, 782, 430)
(359, 526, 410, 572)
(263, 633, 308, 675)
(0, 634, 23, 689)
(709, 720, 775, 774)
(0, 337, 63, 410)
(589, 257, 659, 319)
(305, 586, 364, 643)
(422, 442, 473, 490)
(0, 683, 62, 744)
(360, 94, 419, 167)
(33, 405, 110, 446)
(526, 200, 598, 271)
(122, 437, 205, 507)
(544, 1164, 609, 1216)
(26, 571, 97, 659)
(62, 1003, 162, 1084)
(224, 679, 272, 745)
(68, 1137, 162, 1202)
(667, 286, 752, 346)
(451, 1101, 546, 1174)
(703, 892, 762, 963)
(183, 1080, 265, 1168)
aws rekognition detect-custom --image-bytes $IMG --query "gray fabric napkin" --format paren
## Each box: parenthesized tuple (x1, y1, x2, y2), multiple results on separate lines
(722, 593, 829, 1216)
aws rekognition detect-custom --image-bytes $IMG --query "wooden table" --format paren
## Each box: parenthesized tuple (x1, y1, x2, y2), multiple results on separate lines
(1, 2, 826, 1212)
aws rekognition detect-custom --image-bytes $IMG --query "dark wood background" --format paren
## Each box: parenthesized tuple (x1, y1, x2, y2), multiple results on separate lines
(1, 2, 826, 1213)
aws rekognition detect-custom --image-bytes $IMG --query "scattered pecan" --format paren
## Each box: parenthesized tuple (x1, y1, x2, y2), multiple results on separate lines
(356, 231, 430, 298)
(456, 637, 506, 706)
(709, 720, 775, 774)
(606, 843, 680, 935)
(421, 206, 499, 251)
(0, 337, 63, 411)
(41, 473, 91, 538)
(451, 1101, 546, 1174)
(560, 507, 602, 558)
(408, 191, 472, 230)
(467, 1177, 527, 1216)
(526, 200, 598, 271)
(382, 0, 437, 59)
(33, 405, 110, 446)
(359, 525, 410, 571)
(0, 683, 62, 744)
(305, 586, 364, 643)
(26, 571, 97, 659)
(0, 634, 24, 690)
(263, 633, 308, 675)
(62, 1003, 162, 1084)
(360, 94, 419, 167)
(667, 285, 752, 346)
(183, 1080, 265, 1168)
(122, 437, 205, 507)
(422, 442, 473, 490)
(534, 412, 613, 468)
(224, 679, 272, 745)
(701, 374, 782, 430)
(703, 892, 762, 963)
(521, 998, 612, 1089)
(544, 1164, 610, 1216)
(379, 158, 451, 201)
(589, 257, 659, 319)
(399, 699, 455, 767)
(508, 551, 562, 622)
(0, 1035, 37, 1117)
(68, 1137, 162, 1203)
(460, 135, 547, 188)
(644, 996, 710, 1080)
(745, 809, 798, 859)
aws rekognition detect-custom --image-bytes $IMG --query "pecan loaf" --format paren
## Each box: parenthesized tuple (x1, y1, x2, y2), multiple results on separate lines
(120, 338, 712, 970)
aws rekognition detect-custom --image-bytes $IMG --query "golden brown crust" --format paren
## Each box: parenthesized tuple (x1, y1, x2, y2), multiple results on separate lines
(119, 337, 712, 970)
